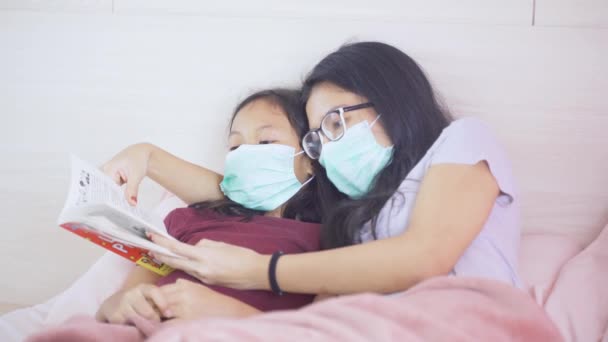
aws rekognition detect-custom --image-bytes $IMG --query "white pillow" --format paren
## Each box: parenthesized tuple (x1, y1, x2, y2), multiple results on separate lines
(0, 193, 186, 342)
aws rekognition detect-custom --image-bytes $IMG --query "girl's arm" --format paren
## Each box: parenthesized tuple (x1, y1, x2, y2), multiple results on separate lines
(158, 279, 261, 319)
(151, 161, 499, 295)
(146, 144, 224, 205)
(96, 266, 164, 322)
(102, 143, 224, 206)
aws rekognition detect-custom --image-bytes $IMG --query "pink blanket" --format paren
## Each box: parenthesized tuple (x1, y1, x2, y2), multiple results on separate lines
(28, 276, 561, 341)
(24, 315, 160, 342)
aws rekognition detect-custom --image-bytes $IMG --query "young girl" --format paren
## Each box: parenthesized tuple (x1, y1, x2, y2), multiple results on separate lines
(96, 89, 338, 324)
(103, 41, 521, 315)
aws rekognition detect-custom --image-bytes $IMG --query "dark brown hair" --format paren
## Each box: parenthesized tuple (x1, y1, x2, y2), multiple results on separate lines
(190, 88, 332, 223)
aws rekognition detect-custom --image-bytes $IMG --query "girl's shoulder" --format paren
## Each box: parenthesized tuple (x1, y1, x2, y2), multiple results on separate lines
(164, 207, 320, 237)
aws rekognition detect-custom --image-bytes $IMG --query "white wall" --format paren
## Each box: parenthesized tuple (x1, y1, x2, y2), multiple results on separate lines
(1, 1, 607, 312)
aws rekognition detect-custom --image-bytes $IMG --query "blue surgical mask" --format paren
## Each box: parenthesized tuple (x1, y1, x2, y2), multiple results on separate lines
(220, 144, 313, 211)
(319, 117, 393, 198)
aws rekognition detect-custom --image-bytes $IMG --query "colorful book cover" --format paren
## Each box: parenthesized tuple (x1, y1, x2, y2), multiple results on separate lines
(61, 222, 174, 276)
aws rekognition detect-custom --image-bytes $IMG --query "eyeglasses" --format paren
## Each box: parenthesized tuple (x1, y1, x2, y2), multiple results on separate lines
(302, 102, 374, 159)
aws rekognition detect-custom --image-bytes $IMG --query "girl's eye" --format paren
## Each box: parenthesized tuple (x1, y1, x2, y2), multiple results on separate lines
(259, 140, 276, 145)
(229, 145, 240, 151)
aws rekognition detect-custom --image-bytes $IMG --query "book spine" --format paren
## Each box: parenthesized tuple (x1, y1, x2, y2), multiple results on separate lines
(60, 223, 174, 276)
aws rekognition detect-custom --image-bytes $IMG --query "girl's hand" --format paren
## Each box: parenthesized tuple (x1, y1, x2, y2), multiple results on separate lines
(159, 279, 259, 319)
(149, 233, 270, 291)
(98, 283, 171, 324)
(101, 143, 153, 206)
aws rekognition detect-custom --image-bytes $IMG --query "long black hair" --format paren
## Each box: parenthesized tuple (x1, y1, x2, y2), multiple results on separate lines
(191, 88, 333, 223)
(302, 41, 453, 248)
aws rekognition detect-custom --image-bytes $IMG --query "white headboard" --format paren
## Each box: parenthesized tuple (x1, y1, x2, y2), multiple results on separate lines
(1, 1, 607, 310)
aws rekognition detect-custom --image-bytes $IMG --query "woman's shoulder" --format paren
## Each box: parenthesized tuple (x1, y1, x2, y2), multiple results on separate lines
(405, 117, 499, 175)
(441, 117, 515, 201)
(401, 116, 516, 203)
(446, 116, 489, 130)
(411, 116, 506, 166)
(435, 117, 498, 152)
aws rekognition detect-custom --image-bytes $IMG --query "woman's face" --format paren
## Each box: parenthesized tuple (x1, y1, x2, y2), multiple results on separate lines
(228, 99, 313, 183)
(305, 82, 392, 147)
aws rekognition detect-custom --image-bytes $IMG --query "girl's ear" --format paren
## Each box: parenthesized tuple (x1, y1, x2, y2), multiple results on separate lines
(304, 156, 314, 177)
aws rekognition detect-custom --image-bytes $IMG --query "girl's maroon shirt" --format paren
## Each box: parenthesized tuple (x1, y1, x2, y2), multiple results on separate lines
(155, 207, 320, 312)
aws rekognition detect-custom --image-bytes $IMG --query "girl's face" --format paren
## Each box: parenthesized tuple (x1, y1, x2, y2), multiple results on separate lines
(228, 99, 313, 183)
(305, 82, 392, 148)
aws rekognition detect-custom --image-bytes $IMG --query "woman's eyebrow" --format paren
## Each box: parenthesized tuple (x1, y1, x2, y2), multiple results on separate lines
(329, 105, 345, 111)
(309, 106, 344, 128)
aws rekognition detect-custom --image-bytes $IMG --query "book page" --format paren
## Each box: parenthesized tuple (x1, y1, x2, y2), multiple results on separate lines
(73, 215, 181, 257)
(58, 155, 173, 239)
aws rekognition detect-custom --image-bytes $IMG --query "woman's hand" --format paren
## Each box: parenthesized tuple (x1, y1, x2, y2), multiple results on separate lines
(101, 143, 153, 206)
(159, 279, 259, 319)
(149, 233, 270, 291)
(97, 283, 171, 324)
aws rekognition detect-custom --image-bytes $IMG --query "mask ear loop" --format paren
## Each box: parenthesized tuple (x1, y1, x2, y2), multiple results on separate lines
(369, 114, 395, 149)
(301, 175, 315, 186)
(370, 114, 382, 128)
(293, 149, 316, 185)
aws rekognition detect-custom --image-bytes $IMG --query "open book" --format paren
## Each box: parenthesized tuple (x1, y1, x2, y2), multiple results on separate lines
(57, 155, 180, 276)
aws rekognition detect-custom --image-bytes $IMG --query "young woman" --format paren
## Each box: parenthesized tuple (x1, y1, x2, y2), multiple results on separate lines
(104, 42, 521, 310)
(97, 88, 340, 324)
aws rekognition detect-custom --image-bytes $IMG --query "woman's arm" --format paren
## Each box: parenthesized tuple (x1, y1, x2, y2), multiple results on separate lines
(102, 143, 224, 205)
(273, 161, 499, 294)
(151, 161, 499, 295)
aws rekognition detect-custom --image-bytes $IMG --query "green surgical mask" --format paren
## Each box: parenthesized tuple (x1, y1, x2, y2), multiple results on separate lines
(319, 118, 393, 198)
(220, 144, 313, 211)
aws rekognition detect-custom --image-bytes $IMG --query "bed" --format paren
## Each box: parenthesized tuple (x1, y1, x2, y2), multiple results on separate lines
(1, 3, 607, 342)
(2, 192, 607, 341)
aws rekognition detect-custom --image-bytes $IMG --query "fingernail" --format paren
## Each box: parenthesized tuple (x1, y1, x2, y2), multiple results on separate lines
(131, 196, 138, 204)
